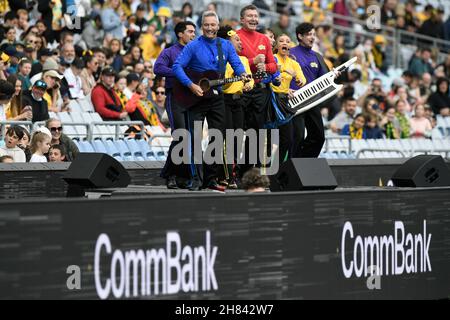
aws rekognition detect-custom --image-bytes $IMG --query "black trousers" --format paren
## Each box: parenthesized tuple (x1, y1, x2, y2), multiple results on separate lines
(161, 90, 191, 179)
(186, 94, 226, 186)
(218, 94, 245, 181)
(291, 106, 325, 158)
(240, 86, 272, 175)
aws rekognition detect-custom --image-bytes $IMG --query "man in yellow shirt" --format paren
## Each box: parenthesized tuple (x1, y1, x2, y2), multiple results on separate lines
(217, 26, 254, 188)
(271, 34, 306, 161)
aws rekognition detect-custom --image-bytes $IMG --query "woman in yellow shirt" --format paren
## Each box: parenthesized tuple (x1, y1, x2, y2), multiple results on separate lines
(272, 34, 306, 161)
(217, 26, 254, 188)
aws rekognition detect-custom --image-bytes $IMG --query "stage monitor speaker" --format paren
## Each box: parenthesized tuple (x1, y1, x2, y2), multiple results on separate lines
(391, 155, 450, 187)
(269, 158, 337, 192)
(63, 153, 131, 196)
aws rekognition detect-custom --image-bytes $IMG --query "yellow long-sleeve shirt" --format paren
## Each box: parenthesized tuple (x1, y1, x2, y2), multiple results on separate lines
(271, 53, 306, 94)
(223, 56, 254, 95)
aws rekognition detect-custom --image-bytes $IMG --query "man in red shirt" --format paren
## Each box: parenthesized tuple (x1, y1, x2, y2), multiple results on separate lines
(236, 5, 278, 174)
(91, 67, 129, 121)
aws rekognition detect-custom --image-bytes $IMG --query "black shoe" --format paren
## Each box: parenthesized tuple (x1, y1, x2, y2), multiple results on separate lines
(166, 176, 178, 189)
(189, 178, 202, 191)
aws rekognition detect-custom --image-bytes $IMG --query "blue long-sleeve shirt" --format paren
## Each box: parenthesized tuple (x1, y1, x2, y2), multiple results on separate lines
(154, 42, 184, 89)
(173, 36, 245, 88)
(289, 45, 327, 90)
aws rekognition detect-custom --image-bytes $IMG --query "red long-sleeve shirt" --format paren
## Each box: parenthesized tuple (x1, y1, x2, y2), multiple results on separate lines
(91, 83, 124, 120)
(236, 28, 277, 75)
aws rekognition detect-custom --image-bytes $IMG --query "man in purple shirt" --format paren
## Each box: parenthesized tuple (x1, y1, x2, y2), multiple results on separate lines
(289, 23, 330, 158)
(154, 21, 196, 189)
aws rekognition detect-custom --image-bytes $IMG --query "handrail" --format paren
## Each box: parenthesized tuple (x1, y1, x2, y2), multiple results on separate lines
(356, 148, 406, 158)
(90, 121, 145, 141)
(0, 121, 34, 137)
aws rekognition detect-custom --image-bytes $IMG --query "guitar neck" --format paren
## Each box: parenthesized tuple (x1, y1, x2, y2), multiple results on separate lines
(209, 76, 243, 87)
(208, 72, 265, 87)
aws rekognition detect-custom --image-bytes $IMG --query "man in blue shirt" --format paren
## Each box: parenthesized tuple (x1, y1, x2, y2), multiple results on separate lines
(173, 11, 249, 191)
(154, 21, 196, 189)
(289, 23, 330, 158)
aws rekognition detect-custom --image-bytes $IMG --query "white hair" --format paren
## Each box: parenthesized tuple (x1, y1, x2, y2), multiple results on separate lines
(201, 10, 219, 25)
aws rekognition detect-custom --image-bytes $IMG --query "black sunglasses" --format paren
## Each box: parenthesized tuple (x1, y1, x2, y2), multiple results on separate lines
(156, 91, 165, 95)
(50, 126, 63, 132)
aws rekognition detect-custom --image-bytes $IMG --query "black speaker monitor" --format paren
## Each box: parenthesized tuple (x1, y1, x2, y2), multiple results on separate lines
(63, 153, 131, 196)
(391, 155, 450, 187)
(270, 158, 337, 192)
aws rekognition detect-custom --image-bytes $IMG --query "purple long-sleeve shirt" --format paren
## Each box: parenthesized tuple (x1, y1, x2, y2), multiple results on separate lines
(289, 45, 328, 90)
(153, 42, 184, 89)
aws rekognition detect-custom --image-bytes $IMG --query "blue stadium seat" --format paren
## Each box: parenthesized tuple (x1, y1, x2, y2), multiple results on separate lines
(136, 139, 157, 161)
(79, 141, 95, 152)
(92, 140, 108, 154)
(115, 140, 133, 161)
(125, 139, 145, 161)
(103, 140, 123, 161)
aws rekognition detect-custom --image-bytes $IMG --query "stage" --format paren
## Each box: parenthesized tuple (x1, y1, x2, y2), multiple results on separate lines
(0, 179, 449, 299)
(0, 158, 432, 199)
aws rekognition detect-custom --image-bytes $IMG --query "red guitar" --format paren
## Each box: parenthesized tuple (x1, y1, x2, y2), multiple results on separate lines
(173, 69, 266, 108)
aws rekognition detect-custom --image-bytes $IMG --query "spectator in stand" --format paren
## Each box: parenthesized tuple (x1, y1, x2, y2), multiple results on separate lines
(333, 0, 351, 28)
(153, 86, 166, 124)
(0, 126, 26, 162)
(325, 33, 346, 65)
(41, 69, 66, 113)
(44, 118, 79, 161)
(362, 96, 383, 121)
(81, 12, 105, 50)
(364, 114, 384, 139)
(270, 11, 294, 39)
(329, 97, 357, 135)
(114, 75, 129, 109)
(181, 2, 199, 25)
(410, 104, 432, 138)
(16, 58, 32, 91)
(390, 86, 413, 115)
(21, 79, 49, 122)
(427, 77, 450, 117)
(109, 39, 124, 72)
(64, 58, 85, 99)
(123, 72, 140, 100)
(48, 144, 67, 162)
(80, 54, 99, 97)
(0, 27, 16, 47)
(371, 35, 388, 74)
(341, 113, 367, 139)
(0, 155, 14, 163)
(29, 131, 51, 163)
(418, 6, 445, 40)
(380, 0, 398, 27)
(409, 48, 434, 77)
(380, 106, 401, 139)
(91, 66, 129, 121)
(5, 74, 32, 121)
(101, 0, 127, 41)
(395, 100, 411, 138)
(125, 77, 162, 127)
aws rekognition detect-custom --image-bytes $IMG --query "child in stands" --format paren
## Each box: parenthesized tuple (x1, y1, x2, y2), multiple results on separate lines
(29, 132, 51, 162)
(0, 126, 26, 162)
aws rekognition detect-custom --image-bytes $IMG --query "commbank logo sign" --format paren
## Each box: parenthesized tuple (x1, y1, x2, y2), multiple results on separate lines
(341, 220, 432, 278)
(94, 231, 218, 299)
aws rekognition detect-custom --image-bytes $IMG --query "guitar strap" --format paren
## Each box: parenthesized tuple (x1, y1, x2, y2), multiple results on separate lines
(216, 38, 225, 78)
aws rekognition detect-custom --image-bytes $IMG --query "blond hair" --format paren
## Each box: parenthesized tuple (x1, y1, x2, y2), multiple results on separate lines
(30, 132, 50, 154)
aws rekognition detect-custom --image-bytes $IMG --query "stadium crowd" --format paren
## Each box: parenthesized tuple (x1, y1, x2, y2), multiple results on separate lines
(0, 0, 448, 165)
